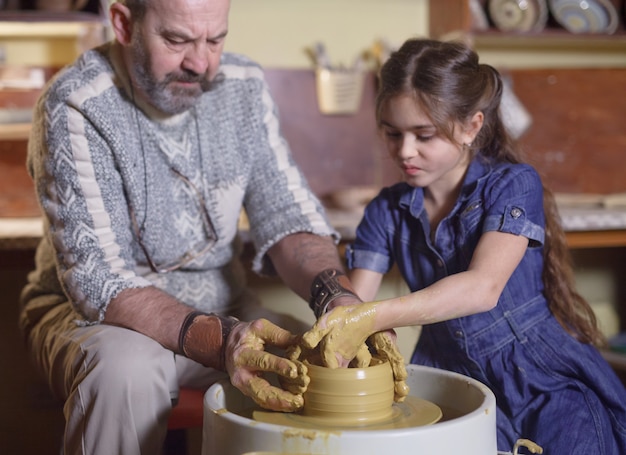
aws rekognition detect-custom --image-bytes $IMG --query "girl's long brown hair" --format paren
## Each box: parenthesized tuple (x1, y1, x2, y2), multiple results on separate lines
(376, 38, 605, 346)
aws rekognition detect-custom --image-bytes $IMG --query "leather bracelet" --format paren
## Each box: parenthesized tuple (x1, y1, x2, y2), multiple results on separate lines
(309, 269, 361, 318)
(178, 311, 239, 371)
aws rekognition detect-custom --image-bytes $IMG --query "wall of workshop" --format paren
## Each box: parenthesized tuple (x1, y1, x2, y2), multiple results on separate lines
(3, 0, 626, 69)
(226, 3, 429, 358)
(226, 0, 428, 69)
(228, 0, 624, 349)
(227, 0, 626, 70)
(0, 0, 429, 68)
(0, 0, 429, 358)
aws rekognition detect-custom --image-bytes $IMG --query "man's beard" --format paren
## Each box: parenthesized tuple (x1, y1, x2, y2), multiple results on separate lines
(129, 32, 218, 115)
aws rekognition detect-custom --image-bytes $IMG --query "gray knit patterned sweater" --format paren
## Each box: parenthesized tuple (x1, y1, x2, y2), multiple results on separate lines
(20, 42, 335, 334)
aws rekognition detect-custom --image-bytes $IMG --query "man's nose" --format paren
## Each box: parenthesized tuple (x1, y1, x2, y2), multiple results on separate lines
(182, 43, 212, 76)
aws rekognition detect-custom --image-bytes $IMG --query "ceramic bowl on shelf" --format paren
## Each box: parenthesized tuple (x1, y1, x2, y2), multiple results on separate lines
(488, 0, 550, 32)
(548, 0, 621, 34)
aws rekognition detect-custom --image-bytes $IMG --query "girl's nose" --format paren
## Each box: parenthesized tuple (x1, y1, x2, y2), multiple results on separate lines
(397, 136, 417, 159)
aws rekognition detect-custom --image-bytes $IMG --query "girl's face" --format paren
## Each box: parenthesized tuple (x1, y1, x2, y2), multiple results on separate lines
(379, 94, 479, 192)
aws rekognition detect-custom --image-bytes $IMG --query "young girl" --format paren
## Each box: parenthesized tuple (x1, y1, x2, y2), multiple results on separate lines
(300, 38, 626, 454)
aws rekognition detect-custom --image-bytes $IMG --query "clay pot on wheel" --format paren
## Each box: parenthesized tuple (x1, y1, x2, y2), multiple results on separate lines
(302, 360, 395, 425)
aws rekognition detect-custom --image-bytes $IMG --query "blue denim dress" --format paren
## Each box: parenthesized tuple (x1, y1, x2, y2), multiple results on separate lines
(346, 157, 626, 454)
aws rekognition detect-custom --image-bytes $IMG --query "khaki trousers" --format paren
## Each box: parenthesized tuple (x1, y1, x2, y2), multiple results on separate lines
(27, 301, 308, 455)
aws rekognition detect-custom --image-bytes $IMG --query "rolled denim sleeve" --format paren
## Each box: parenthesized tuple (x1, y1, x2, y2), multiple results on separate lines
(345, 192, 395, 274)
(345, 244, 392, 274)
(482, 165, 545, 246)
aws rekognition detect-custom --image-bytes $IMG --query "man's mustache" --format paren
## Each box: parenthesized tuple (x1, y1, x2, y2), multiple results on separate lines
(164, 71, 220, 92)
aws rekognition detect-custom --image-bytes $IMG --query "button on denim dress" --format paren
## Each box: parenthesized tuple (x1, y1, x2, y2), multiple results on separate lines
(346, 157, 626, 454)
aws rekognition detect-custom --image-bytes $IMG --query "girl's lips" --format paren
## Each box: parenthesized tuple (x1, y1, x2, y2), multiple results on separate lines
(402, 164, 421, 176)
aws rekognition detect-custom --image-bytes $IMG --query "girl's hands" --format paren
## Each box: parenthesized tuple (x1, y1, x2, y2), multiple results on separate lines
(301, 302, 378, 368)
(224, 318, 307, 412)
(367, 330, 409, 402)
(297, 302, 409, 402)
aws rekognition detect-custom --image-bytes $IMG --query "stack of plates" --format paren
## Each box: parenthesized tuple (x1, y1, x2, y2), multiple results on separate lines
(488, 0, 550, 32)
(548, 0, 621, 34)
(487, 0, 622, 33)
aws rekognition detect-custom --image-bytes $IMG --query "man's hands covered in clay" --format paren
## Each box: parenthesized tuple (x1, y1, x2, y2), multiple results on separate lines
(224, 318, 308, 412)
(298, 302, 409, 402)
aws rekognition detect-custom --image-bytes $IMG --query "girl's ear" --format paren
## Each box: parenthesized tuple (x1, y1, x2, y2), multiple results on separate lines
(110, 3, 133, 46)
(463, 111, 484, 145)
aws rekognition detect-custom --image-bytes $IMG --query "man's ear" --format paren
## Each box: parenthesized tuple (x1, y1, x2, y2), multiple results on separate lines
(110, 3, 133, 46)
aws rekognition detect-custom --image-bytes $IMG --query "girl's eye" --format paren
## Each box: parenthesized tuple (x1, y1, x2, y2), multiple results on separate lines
(384, 130, 402, 139)
(382, 129, 435, 142)
(417, 134, 435, 142)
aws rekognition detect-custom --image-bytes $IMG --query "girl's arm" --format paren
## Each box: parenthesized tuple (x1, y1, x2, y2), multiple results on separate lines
(302, 230, 529, 365)
(376, 230, 528, 330)
(349, 268, 384, 302)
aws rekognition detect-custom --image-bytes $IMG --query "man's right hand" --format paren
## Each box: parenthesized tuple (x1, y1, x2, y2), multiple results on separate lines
(224, 318, 308, 412)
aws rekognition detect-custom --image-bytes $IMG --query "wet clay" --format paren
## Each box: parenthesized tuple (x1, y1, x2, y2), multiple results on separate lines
(301, 302, 378, 368)
(253, 395, 442, 431)
(303, 361, 395, 423)
(253, 361, 442, 430)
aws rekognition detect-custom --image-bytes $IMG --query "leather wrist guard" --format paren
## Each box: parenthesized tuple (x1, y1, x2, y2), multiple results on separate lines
(178, 311, 239, 371)
(309, 269, 361, 318)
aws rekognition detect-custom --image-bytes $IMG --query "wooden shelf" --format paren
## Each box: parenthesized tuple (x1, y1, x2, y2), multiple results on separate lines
(429, 0, 626, 61)
(0, 21, 102, 39)
(0, 123, 30, 141)
(566, 230, 626, 249)
(0, 10, 105, 38)
(2, 209, 625, 250)
(467, 30, 626, 52)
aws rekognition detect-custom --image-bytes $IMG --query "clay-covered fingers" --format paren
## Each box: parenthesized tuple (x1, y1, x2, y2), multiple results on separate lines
(228, 361, 305, 412)
(369, 330, 410, 402)
(278, 358, 309, 395)
(286, 341, 319, 364)
(299, 319, 330, 353)
(241, 375, 304, 412)
(349, 342, 372, 368)
(301, 302, 378, 369)
(225, 319, 307, 411)
(248, 318, 300, 350)
(235, 347, 300, 377)
(227, 320, 301, 376)
(300, 318, 345, 369)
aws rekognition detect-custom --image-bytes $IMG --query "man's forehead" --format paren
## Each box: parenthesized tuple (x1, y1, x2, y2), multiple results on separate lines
(145, 0, 229, 32)
(146, 0, 229, 15)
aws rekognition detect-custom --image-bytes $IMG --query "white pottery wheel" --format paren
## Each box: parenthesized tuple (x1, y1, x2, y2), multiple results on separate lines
(202, 364, 497, 455)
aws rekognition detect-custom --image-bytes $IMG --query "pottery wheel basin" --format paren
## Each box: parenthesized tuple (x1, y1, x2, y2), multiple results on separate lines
(202, 364, 497, 455)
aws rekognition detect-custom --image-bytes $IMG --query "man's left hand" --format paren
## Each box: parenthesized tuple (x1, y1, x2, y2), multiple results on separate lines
(224, 318, 307, 412)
